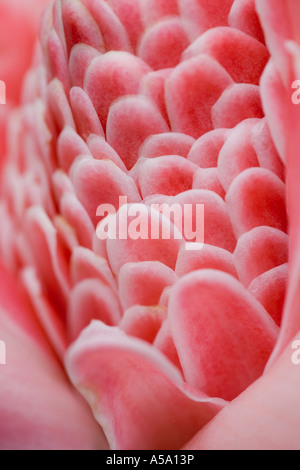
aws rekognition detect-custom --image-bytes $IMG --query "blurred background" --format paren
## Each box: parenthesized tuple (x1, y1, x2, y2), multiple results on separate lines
(0, 0, 49, 169)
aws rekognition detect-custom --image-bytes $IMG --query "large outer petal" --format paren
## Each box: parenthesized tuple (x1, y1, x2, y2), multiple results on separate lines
(184, 331, 300, 450)
(66, 320, 225, 450)
(0, 263, 107, 450)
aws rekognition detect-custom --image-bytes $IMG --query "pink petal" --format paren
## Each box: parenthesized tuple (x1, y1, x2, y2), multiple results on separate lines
(0, 263, 106, 450)
(61, 0, 105, 56)
(106, 204, 184, 274)
(84, 52, 150, 128)
(68, 279, 122, 341)
(226, 168, 287, 238)
(70, 157, 141, 225)
(139, 133, 195, 159)
(118, 261, 177, 310)
(171, 190, 236, 252)
(193, 167, 225, 198)
(57, 126, 91, 172)
(184, 331, 300, 450)
(165, 55, 233, 138)
(229, 0, 265, 43)
(175, 243, 237, 278)
(178, 0, 234, 40)
(138, 18, 189, 70)
(251, 118, 285, 180)
(87, 134, 127, 171)
(138, 156, 198, 197)
(249, 264, 288, 326)
(107, 96, 169, 169)
(183, 26, 269, 84)
(108, 0, 144, 50)
(119, 305, 167, 343)
(81, 0, 132, 52)
(69, 43, 101, 88)
(66, 321, 225, 450)
(141, 0, 179, 27)
(233, 226, 288, 287)
(187, 128, 229, 168)
(69, 86, 105, 141)
(139, 69, 173, 124)
(70, 246, 117, 290)
(217, 119, 260, 192)
(169, 269, 279, 401)
(259, 60, 288, 162)
(212, 84, 263, 129)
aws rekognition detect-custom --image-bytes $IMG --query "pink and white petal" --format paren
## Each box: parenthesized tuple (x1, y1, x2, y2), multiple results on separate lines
(106, 204, 184, 274)
(175, 243, 237, 278)
(193, 168, 225, 199)
(70, 246, 117, 290)
(226, 168, 287, 238)
(61, 0, 105, 56)
(69, 43, 101, 88)
(255, 0, 297, 86)
(70, 157, 141, 225)
(178, 0, 234, 40)
(212, 84, 263, 129)
(60, 191, 95, 249)
(184, 331, 300, 450)
(171, 190, 236, 252)
(118, 261, 177, 310)
(229, 0, 265, 43)
(138, 156, 198, 198)
(165, 55, 233, 138)
(0, 263, 106, 450)
(249, 264, 288, 327)
(251, 118, 285, 181)
(139, 133, 195, 160)
(140, 0, 179, 27)
(169, 270, 279, 401)
(69, 87, 105, 141)
(182, 27, 269, 84)
(259, 60, 288, 163)
(187, 128, 228, 168)
(81, 0, 132, 53)
(139, 69, 173, 124)
(119, 305, 167, 343)
(57, 125, 92, 172)
(66, 321, 226, 450)
(108, 0, 144, 51)
(84, 52, 150, 128)
(106, 96, 169, 169)
(87, 135, 127, 172)
(217, 118, 260, 192)
(67, 279, 122, 341)
(153, 319, 182, 371)
(137, 18, 189, 70)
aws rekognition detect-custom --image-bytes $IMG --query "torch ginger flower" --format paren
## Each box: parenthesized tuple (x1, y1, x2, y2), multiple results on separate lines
(0, 0, 300, 450)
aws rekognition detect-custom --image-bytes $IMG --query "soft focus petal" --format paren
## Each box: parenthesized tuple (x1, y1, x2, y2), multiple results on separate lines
(66, 320, 225, 450)
(0, 263, 106, 450)
(184, 331, 300, 450)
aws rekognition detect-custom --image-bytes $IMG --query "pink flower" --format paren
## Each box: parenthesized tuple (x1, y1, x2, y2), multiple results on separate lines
(0, 0, 50, 171)
(0, 0, 299, 450)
